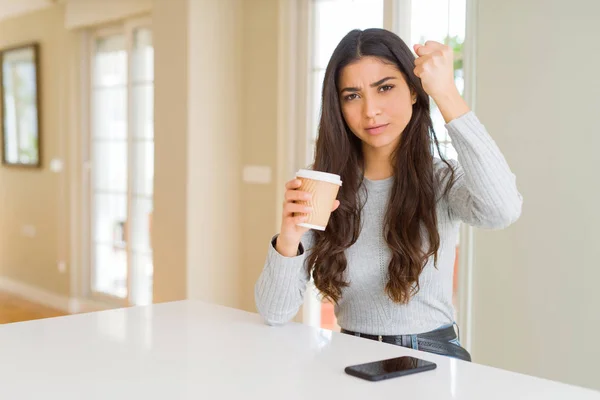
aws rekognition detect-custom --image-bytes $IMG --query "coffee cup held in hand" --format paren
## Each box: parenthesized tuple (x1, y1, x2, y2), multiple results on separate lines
(294, 169, 342, 231)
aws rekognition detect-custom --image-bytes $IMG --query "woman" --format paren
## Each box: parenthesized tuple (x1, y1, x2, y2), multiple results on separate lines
(255, 28, 522, 361)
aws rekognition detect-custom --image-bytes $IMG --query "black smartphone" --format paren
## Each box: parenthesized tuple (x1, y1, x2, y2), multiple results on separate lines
(345, 356, 437, 382)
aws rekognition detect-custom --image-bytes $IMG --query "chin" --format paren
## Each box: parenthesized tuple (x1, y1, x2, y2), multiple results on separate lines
(363, 134, 400, 150)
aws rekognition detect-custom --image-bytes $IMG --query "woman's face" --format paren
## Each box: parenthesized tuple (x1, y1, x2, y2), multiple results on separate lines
(338, 56, 415, 155)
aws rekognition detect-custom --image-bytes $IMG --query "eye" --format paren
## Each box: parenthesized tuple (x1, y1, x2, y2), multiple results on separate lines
(379, 84, 394, 92)
(344, 93, 359, 102)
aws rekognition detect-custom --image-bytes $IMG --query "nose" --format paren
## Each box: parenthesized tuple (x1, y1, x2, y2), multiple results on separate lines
(363, 96, 381, 119)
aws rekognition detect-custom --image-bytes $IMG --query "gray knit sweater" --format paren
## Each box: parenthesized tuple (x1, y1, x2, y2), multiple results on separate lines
(255, 111, 522, 335)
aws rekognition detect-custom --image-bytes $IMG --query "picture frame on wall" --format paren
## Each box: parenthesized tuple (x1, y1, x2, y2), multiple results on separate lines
(0, 42, 41, 168)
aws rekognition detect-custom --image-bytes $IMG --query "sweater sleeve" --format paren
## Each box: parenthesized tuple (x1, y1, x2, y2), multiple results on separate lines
(440, 111, 523, 229)
(254, 230, 315, 326)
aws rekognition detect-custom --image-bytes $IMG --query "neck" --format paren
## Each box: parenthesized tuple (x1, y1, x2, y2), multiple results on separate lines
(362, 144, 394, 180)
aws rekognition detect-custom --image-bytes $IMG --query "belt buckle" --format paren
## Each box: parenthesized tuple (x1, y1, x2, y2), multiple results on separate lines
(378, 335, 383, 342)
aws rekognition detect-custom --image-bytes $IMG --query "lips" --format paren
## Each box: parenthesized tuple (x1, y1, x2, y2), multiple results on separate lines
(365, 123, 389, 135)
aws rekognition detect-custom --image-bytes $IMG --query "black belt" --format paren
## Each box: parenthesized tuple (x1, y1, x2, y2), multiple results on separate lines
(341, 325, 472, 362)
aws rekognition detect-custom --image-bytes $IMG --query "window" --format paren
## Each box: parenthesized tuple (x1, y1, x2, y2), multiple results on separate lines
(411, 0, 467, 160)
(301, 0, 469, 330)
(307, 0, 384, 165)
(87, 19, 154, 306)
(305, 0, 466, 164)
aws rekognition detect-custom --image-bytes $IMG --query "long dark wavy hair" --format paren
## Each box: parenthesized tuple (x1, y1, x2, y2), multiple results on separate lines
(306, 28, 455, 304)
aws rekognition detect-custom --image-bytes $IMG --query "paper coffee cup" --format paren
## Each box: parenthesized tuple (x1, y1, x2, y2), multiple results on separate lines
(294, 169, 342, 231)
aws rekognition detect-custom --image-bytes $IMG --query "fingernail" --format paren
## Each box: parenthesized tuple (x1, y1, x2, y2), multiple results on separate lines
(305, 207, 313, 213)
(303, 193, 312, 200)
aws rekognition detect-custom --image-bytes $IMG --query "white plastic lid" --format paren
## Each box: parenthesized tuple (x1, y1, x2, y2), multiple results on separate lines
(296, 222, 326, 231)
(295, 169, 342, 186)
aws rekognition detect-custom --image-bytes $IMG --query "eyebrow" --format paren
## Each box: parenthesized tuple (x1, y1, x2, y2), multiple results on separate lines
(340, 76, 397, 94)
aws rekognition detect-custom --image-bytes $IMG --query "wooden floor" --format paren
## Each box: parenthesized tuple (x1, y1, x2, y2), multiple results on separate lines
(0, 291, 66, 325)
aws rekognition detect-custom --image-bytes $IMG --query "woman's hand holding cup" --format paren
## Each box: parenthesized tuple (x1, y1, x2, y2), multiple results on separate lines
(276, 177, 340, 257)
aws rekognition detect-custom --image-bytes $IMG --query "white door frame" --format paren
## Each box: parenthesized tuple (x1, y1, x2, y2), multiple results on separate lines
(456, 0, 478, 353)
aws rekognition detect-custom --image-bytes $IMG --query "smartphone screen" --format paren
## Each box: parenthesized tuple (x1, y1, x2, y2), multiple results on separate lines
(345, 356, 437, 381)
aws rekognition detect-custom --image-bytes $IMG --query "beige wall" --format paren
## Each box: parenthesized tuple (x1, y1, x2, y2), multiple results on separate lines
(150, 0, 283, 312)
(186, 0, 242, 308)
(151, 0, 188, 303)
(149, 0, 284, 310)
(64, 0, 152, 29)
(0, 5, 72, 297)
(154, 0, 282, 312)
(471, 0, 600, 391)
(239, 0, 281, 312)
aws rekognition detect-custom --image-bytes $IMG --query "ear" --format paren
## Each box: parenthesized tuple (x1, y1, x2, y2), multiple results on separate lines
(411, 91, 417, 104)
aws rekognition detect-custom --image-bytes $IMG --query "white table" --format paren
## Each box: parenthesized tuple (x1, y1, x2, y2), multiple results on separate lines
(0, 300, 598, 399)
